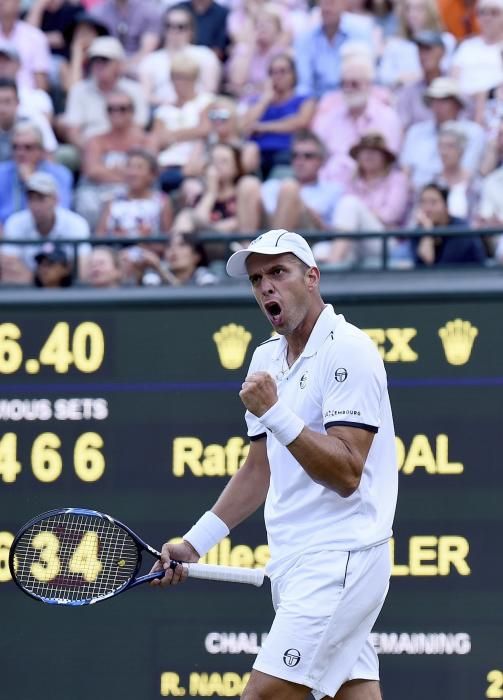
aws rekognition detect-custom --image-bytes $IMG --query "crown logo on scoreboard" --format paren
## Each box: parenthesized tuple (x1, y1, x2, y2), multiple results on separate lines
(438, 319, 478, 366)
(213, 324, 252, 370)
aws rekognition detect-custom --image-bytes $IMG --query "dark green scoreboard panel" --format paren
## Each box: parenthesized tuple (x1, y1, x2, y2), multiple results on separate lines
(0, 289, 502, 700)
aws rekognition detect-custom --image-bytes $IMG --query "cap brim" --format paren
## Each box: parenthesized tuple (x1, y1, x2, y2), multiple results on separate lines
(227, 245, 302, 277)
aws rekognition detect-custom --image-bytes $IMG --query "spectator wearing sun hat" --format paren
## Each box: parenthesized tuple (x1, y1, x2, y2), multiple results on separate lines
(315, 133, 411, 267)
(400, 77, 486, 188)
(60, 36, 148, 151)
(312, 50, 402, 186)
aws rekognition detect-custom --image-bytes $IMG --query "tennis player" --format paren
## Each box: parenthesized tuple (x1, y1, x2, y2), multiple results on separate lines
(152, 229, 398, 700)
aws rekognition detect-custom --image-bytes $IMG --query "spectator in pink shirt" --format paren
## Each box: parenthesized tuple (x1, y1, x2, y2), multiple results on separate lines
(312, 51, 403, 186)
(315, 133, 411, 267)
(0, 0, 51, 91)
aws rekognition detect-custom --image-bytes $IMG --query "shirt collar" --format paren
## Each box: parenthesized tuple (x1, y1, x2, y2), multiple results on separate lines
(271, 305, 341, 360)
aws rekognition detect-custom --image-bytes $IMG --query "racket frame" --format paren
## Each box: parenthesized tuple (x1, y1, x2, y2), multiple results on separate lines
(8, 507, 163, 606)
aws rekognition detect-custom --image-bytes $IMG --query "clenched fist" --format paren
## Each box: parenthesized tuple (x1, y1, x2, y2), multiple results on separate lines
(239, 371, 278, 417)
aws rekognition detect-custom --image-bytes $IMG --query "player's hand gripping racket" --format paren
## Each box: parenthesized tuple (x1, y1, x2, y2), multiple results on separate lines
(8, 508, 265, 606)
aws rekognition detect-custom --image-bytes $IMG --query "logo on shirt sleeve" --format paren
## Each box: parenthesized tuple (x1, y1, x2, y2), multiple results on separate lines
(334, 368, 348, 382)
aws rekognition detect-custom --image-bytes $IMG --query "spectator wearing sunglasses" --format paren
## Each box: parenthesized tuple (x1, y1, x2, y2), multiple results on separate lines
(240, 53, 316, 179)
(74, 89, 157, 229)
(139, 7, 221, 109)
(233, 129, 344, 233)
(0, 121, 72, 225)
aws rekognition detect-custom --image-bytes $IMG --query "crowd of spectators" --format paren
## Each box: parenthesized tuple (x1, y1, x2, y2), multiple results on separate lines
(1, 0, 503, 288)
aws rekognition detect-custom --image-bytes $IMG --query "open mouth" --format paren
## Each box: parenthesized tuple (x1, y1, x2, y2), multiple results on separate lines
(264, 300, 283, 326)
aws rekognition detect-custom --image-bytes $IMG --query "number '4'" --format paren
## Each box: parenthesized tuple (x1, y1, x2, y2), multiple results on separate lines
(0, 433, 21, 483)
(39, 323, 73, 374)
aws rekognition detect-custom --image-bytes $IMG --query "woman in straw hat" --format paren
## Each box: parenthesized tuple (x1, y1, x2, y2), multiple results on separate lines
(315, 132, 411, 267)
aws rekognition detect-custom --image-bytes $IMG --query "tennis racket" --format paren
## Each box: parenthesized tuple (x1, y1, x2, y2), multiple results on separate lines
(8, 507, 265, 606)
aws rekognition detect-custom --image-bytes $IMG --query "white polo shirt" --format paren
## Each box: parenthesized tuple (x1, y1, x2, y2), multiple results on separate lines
(245, 305, 398, 579)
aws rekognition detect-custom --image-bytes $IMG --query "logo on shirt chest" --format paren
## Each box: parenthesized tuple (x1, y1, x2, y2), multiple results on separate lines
(299, 372, 309, 389)
(334, 367, 348, 382)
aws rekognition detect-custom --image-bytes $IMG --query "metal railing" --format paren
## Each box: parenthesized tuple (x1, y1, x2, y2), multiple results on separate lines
(0, 225, 501, 285)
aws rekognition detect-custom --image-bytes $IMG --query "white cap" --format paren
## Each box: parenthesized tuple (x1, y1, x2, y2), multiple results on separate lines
(26, 172, 58, 196)
(226, 229, 317, 277)
(88, 36, 125, 61)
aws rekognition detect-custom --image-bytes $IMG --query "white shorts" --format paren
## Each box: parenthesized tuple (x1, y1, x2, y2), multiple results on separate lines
(253, 542, 391, 699)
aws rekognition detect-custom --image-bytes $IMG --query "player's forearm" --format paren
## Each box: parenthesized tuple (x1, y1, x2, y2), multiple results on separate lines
(211, 453, 269, 529)
(288, 429, 363, 497)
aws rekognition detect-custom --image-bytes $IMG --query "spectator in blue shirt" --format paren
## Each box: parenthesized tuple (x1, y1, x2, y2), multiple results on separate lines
(0, 121, 73, 224)
(241, 53, 316, 179)
(294, 0, 374, 98)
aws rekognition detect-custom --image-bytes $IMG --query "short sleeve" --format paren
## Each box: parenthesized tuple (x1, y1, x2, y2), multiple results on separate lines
(321, 333, 385, 434)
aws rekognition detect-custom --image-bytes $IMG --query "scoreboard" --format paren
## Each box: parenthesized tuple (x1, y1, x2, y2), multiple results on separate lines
(0, 282, 502, 700)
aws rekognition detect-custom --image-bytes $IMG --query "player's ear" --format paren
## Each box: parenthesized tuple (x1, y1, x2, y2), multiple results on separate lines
(305, 266, 320, 291)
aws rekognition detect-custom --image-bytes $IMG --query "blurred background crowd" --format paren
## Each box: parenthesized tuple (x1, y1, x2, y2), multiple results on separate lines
(1, 0, 503, 288)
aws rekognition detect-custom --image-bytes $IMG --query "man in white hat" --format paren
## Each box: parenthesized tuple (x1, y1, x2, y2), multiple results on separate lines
(59, 35, 148, 151)
(152, 229, 398, 700)
(1, 171, 90, 283)
(400, 76, 486, 187)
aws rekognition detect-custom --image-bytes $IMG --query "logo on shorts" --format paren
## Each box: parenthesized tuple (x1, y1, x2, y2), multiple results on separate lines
(283, 648, 301, 667)
(300, 372, 308, 389)
(334, 368, 348, 382)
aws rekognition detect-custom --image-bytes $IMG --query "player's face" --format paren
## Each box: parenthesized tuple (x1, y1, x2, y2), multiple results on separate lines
(246, 253, 316, 335)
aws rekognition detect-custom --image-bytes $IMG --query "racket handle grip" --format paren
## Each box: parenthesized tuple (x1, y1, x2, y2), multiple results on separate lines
(185, 562, 265, 587)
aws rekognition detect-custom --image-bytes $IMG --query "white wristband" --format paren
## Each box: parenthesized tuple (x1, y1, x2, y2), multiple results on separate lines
(183, 511, 230, 557)
(259, 400, 304, 446)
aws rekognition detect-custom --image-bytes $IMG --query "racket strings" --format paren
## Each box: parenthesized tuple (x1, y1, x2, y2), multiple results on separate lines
(13, 513, 139, 603)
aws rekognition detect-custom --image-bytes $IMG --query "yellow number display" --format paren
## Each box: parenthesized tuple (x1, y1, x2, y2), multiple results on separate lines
(68, 532, 103, 582)
(487, 670, 503, 698)
(0, 531, 14, 582)
(74, 432, 105, 482)
(30, 532, 61, 582)
(38, 321, 105, 374)
(0, 323, 23, 374)
(39, 322, 73, 373)
(72, 322, 104, 373)
(0, 432, 105, 483)
(31, 433, 62, 482)
(0, 433, 21, 483)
